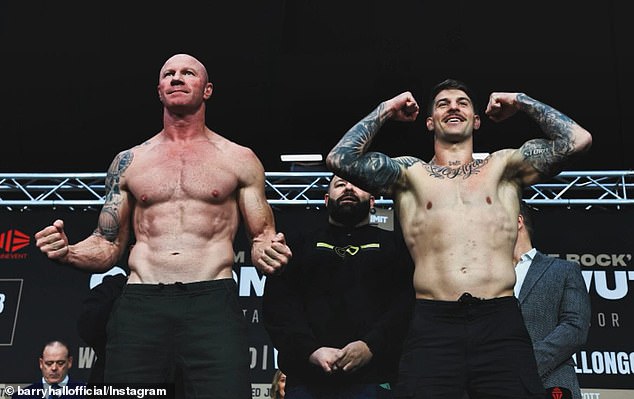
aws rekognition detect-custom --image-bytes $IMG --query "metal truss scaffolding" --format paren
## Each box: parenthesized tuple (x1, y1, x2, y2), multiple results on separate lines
(1, 171, 633, 210)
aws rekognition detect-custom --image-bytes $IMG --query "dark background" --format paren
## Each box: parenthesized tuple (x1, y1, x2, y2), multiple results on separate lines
(0, 1, 631, 173)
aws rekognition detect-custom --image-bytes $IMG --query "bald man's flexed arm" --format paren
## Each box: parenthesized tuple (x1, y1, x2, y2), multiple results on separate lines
(35, 151, 133, 272)
(326, 92, 421, 197)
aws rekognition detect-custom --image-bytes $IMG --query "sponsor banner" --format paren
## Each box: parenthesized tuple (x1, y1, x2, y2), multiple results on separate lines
(250, 383, 274, 399)
(574, 351, 634, 376)
(0, 279, 22, 345)
(0, 210, 95, 383)
(580, 388, 634, 399)
(531, 208, 634, 391)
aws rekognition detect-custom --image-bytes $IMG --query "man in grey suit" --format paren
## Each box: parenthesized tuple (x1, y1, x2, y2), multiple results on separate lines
(513, 201, 591, 399)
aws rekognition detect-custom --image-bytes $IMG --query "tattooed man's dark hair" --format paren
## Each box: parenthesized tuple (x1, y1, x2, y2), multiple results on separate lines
(427, 78, 479, 117)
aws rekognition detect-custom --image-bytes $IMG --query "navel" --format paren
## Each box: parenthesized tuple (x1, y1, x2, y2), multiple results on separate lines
(426, 201, 433, 210)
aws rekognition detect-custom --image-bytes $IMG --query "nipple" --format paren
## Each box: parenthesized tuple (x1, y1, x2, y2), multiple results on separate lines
(426, 201, 433, 210)
(141, 194, 148, 202)
(486, 196, 492, 205)
(212, 189, 219, 198)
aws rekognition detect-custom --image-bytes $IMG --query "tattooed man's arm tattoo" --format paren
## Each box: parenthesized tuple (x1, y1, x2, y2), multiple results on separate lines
(326, 103, 419, 196)
(516, 94, 592, 178)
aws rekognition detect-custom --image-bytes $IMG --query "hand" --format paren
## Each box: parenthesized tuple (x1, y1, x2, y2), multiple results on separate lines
(35, 219, 70, 261)
(485, 92, 520, 122)
(253, 232, 292, 275)
(336, 340, 373, 373)
(385, 91, 419, 122)
(309, 347, 343, 374)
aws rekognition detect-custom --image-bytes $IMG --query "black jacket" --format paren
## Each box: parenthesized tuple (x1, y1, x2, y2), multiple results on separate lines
(263, 221, 414, 387)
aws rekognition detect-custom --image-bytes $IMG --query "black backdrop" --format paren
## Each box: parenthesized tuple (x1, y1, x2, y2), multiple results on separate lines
(1, 206, 632, 398)
(1, 1, 633, 174)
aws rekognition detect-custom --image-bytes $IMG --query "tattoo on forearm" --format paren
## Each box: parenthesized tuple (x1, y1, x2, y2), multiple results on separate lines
(517, 94, 576, 176)
(425, 158, 489, 179)
(99, 151, 133, 242)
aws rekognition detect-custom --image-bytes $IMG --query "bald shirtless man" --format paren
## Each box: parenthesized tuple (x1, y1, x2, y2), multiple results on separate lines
(35, 53, 291, 399)
(326, 78, 592, 399)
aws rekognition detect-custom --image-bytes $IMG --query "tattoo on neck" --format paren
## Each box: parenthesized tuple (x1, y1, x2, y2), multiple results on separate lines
(426, 158, 489, 179)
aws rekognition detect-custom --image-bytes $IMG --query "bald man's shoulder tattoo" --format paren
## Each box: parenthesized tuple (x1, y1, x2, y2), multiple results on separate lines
(98, 150, 133, 241)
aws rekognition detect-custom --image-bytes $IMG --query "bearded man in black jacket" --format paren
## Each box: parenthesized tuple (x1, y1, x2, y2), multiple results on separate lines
(263, 175, 415, 399)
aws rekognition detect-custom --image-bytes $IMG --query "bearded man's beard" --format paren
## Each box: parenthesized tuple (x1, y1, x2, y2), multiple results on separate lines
(328, 197, 370, 226)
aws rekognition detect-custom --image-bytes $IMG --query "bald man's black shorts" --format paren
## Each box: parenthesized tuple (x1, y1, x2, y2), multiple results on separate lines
(105, 278, 251, 399)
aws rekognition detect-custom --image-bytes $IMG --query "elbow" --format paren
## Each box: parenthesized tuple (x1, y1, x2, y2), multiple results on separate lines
(325, 152, 339, 173)
(572, 323, 591, 347)
(576, 129, 593, 154)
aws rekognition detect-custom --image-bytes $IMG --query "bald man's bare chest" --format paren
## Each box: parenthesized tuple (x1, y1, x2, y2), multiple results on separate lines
(125, 147, 240, 205)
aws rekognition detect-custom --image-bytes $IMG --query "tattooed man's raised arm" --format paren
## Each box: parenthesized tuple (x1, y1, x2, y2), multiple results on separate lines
(326, 91, 420, 196)
(485, 92, 592, 186)
(517, 94, 592, 181)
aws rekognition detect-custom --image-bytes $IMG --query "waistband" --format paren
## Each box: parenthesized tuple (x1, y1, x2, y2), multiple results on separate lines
(416, 293, 517, 306)
(122, 278, 237, 296)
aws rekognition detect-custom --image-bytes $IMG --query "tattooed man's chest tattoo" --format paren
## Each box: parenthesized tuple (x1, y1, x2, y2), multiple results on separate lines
(425, 158, 489, 179)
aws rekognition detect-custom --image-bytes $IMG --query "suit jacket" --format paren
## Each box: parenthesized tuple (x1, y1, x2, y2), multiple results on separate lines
(11, 378, 86, 398)
(517, 251, 591, 399)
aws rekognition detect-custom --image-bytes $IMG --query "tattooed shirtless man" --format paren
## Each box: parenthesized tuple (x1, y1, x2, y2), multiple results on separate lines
(326, 79, 592, 399)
